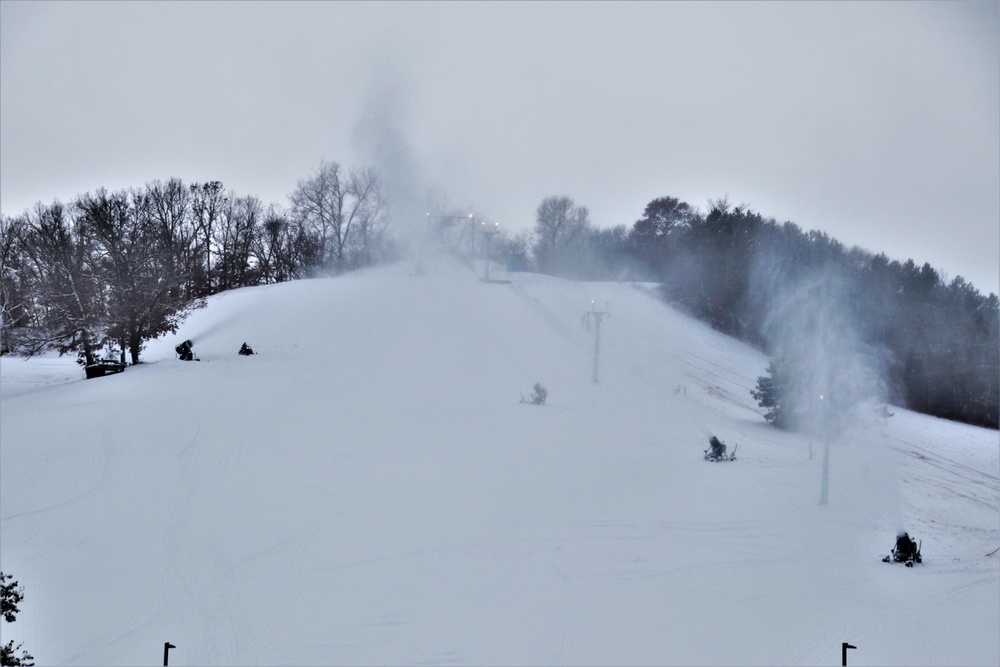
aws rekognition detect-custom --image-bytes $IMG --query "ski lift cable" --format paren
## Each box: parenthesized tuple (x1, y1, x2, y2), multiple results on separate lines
(659, 337, 761, 391)
(896, 446, 999, 491)
(673, 355, 752, 394)
(886, 434, 1000, 482)
(893, 448, 999, 499)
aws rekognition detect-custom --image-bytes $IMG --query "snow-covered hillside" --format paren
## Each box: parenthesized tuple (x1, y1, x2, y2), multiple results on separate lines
(2, 254, 997, 666)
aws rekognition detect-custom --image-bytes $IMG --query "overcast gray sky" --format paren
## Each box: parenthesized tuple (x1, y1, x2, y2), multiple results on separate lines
(2, 1, 998, 293)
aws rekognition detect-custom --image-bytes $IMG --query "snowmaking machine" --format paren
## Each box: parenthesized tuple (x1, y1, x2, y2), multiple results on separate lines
(175, 339, 198, 361)
(882, 531, 922, 567)
(704, 436, 737, 462)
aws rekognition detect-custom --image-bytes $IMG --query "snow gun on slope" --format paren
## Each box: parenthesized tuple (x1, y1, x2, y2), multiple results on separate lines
(704, 436, 737, 462)
(175, 339, 199, 361)
(882, 531, 922, 567)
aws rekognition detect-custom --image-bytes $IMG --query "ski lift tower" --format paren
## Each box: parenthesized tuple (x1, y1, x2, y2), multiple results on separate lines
(583, 300, 610, 383)
(818, 392, 832, 505)
(481, 220, 499, 281)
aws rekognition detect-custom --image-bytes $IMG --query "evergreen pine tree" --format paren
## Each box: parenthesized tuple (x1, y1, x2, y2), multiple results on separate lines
(751, 359, 789, 427)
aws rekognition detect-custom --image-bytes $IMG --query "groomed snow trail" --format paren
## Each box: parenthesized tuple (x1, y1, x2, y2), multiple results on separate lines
(2, 256, 997, 666)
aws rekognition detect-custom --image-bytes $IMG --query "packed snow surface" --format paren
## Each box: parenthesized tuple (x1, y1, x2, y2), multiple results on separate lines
(2, 255, 998, 665)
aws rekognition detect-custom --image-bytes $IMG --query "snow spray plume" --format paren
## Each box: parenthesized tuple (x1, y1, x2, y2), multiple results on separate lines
(752, 255, 888, 440)
(351, 74, 435, 261)
(753, 250, 902, 520)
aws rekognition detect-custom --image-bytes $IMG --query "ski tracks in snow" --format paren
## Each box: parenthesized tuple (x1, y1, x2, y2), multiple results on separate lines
(154, 415, 344, 664)
(221, 519, 338, 662)
(0, 411, 116, 524)
(159, 417, 219, 661)
(549, 600, 583, 667)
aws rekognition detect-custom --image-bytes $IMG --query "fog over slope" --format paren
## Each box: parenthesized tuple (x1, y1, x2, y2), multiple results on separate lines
(1, 253, 997, 666)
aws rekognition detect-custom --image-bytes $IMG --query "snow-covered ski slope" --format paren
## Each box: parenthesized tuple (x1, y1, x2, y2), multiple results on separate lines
(2, 254, 998, 666)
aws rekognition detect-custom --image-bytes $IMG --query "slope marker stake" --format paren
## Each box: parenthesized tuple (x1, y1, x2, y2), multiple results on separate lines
(842, 642, 856, 666)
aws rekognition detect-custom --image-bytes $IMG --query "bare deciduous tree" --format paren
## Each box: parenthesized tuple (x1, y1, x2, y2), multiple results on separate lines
(147, 178, 198, 299)
(17, 201, 106, 365)
(190, 180, 227, 294)
(0, 215, 30, 353)
(216, 195, 261, 290)
(77, 188, 201, 364)
(290, 160, 387, 272)
(251, 206, 295, 284)
(347, 167, 389, 267)
(533, 195, 591, 273)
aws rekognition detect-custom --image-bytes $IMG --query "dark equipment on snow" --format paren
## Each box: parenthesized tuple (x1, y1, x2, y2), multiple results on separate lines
(704, 436, 737, 461)
(84, 359, 125, 379)
(175, 339, 195, 361)
(842, 642, 856, 666)
(521, 383, 548, 405)
(882, 531, 922, 566)
(238, 342, 255, 356)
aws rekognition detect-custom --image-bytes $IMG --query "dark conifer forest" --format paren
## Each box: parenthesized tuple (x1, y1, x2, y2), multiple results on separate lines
(560, 196, 999, 430)
(2, 178, 996, 429)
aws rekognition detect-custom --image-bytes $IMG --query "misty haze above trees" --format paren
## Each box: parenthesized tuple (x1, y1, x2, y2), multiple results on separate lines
(1, 164, 996, 429)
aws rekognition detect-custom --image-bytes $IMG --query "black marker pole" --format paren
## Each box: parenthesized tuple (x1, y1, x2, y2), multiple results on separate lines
(842, 642, 856, 666)
(164, 642, 176, 666)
